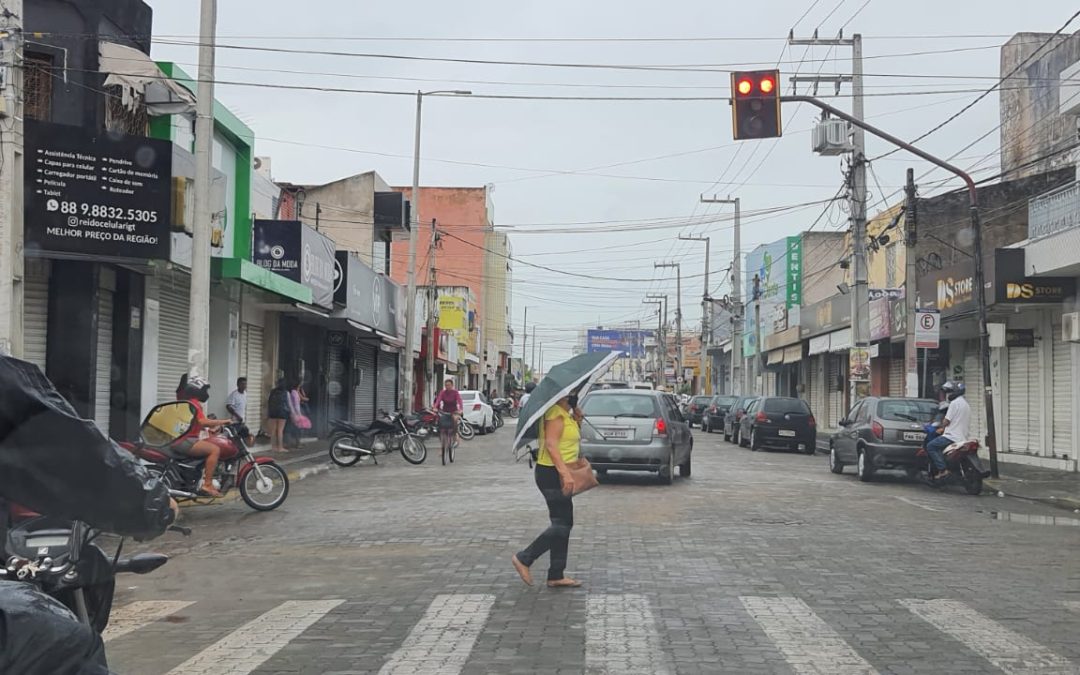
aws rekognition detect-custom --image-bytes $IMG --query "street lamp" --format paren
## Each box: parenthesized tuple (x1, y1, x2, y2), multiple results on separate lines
(402, 90, 473, 414)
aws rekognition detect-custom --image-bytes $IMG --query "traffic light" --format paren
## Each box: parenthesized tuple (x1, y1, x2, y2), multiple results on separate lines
(730, 70, 782, 140)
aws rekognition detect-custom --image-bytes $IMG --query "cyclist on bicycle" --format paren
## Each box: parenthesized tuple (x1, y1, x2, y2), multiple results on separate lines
(433, 378, 463, 454)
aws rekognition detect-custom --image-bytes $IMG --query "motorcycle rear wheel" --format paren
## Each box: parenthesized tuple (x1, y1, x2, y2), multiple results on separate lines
(964, 474, 984, 496)
(401, 435, 428, 465)
(329, 434, 363, 467)
(239, 461, 290, 511)
(459, 420, 476, 440)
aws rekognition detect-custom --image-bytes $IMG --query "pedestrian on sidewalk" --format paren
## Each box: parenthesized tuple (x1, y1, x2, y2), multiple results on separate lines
(226, 377, 247, 424)
(512, 390, 585, 589)
(267, 379, 290, 453)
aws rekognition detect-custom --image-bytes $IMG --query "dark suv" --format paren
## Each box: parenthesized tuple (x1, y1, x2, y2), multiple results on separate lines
(738, 397, 816, 454)
(722, 396, 758, 444)
(702, 395, 739, 433)
(684, 396, 713, 428)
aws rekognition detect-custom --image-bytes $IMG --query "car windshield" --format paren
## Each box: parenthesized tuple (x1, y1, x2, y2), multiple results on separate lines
(878, 399, 940, 422)
(691, 396, 711, 405)
(763, 398, 811, 414)
(582, 394, 659, 418)
(714, 396, 738, 406)
(460, 391, 477, 400)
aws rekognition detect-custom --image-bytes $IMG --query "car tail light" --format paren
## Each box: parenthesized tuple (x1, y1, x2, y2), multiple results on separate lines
(872, 421, 884, 440)
(808, 416, 816, 428)
(473, 403, 481, 411)
(755, 411, 768, 423)
(655, 418, 667, 435)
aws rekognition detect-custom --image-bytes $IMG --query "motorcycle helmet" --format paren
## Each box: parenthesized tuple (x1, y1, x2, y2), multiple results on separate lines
(940, 380, 965, 401)
(183, 375, 211, 403)
(524, 381, 536, 393)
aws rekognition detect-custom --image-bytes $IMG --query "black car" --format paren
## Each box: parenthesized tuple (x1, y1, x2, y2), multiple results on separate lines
(722, 396, 758, 443)
(737, 397, 816, 454)
(685, 396, 713, 428)
(829, 397, 940, 481)
(701, 395, 739, 433)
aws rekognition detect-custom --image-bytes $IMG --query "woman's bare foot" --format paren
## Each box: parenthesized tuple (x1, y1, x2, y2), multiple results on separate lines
(200, 484, 223, 498)
(511, 555, 533, 586)
(546, 577, 582, 588)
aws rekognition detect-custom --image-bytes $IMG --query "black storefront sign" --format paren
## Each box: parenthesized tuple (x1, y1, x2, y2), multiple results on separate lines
(919, 249, 1076, 318)
(24, 120, 171, 260)
(800, 293, 852, 338)
(1006, 329, 1035, 348)
(334, 251, 399, 334)
(252, 219, 336, 308)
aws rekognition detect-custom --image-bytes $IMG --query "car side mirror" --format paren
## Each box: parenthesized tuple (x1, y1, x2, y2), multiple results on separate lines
(838, 418, 849, 427)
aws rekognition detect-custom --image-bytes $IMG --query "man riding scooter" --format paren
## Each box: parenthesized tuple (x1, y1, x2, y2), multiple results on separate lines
(925, 381, 972, 479)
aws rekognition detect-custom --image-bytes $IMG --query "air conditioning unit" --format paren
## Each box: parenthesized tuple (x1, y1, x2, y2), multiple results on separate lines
(812, 118, 853, 156)
(1063, 312, 1080, 342)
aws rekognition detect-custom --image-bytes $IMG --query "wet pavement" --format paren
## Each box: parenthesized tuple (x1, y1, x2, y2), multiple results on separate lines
(986, 461, 1080, 512)
(104, 425, 1080, 674)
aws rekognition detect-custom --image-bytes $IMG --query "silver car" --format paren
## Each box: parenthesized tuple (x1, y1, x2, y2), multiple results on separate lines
(578, 389, 693, 485)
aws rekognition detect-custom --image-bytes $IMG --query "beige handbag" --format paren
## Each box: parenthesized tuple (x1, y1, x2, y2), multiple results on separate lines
(561, 458, 599, 497)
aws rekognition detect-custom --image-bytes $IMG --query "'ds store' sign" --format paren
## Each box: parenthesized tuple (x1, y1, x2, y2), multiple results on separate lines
(936, 275, 974, 310)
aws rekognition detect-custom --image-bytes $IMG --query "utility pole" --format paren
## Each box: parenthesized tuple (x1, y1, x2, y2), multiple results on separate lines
(520, 306, 527, 386)
(701, 195, 742, 394)
(188, 0, 218, 379)
(655, 262, 682, 391)
(753, 274, 762, 395)
(538, 343, 543, 378)
(531, 325, 536, 377)
(647, 293, 668, 388)
(904, 168, 919, 397)
(424, 218, 438, 407)
(678, 234, 711, 394)
(0, 1, 24, 357)
(401, 89, 472, 414)
(643, 298, 663, 386)
(791, 32, 870, 404)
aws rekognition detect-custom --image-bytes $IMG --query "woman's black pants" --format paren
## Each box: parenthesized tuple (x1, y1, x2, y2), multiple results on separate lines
(516, 465, 574, 581)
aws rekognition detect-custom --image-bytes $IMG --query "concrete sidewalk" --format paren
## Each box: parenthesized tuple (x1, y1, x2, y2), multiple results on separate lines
(987, 462, 1080, 512)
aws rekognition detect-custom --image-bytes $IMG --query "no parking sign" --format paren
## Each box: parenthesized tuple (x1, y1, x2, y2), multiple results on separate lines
(915, 310, 940, 349)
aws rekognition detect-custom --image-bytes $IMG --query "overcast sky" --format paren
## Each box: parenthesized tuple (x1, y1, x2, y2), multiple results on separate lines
(146, 1, 1079, 365)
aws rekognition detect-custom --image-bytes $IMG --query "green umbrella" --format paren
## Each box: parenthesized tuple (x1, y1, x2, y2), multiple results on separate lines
(512, 351, 621, 459)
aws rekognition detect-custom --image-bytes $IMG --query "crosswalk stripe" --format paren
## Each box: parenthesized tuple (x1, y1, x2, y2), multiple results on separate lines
(901, 599, 1075, 674)
(586, 594, 672, 674)
(740, 596, 878, 675)
(378, 594, 495, 675)
(163, 599, 344, 675)
(102, 601, 194, 642)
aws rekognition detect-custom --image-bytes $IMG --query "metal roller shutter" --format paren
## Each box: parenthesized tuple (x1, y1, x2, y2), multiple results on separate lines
(156, 277, 191, 405)
(23, 260, 50, 371)
(376, 350, 399, 414)
(1052, 323, 1073, 457)
(963, 344, 986, 447)
(239, 324, 265, 432)
(888, 358, 905, 398)
(1006, 345, 1039, 453)
(828, 353, 844, 429)
(94, 288, 114, 436)
(326, 333, 348, 425)
(809, 354, 825, 421)
(351, 342, 378, 426)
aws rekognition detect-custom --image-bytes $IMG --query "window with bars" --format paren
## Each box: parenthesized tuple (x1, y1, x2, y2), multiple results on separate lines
(23, 52, 53, 121)
(105, 85, 148, 136)
(885, 243, 897, 288)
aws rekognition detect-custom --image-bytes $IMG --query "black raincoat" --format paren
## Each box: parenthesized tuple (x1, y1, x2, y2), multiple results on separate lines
(0, 355, 174, 674)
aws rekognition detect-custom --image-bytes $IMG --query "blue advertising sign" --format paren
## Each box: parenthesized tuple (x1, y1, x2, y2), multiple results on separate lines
(586, 329, 651, 358)
(745, 235, 804, 345)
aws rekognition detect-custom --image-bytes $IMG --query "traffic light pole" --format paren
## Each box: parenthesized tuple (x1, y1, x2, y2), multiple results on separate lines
(779, 94, 999, 478)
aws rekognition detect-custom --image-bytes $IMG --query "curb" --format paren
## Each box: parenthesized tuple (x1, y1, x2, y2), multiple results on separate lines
(984, 481, 1080, 512)
(178, 457, 333, 509)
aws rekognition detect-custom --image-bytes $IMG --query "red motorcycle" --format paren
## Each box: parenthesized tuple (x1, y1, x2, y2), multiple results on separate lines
(121, 402, 289, 511)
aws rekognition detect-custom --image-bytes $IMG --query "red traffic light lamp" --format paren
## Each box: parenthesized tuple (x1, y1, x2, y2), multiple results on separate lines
(730, 70, 782, 140)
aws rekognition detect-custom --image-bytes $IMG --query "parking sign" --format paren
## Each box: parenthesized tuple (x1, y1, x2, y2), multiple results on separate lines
(915, 310, 940, 349)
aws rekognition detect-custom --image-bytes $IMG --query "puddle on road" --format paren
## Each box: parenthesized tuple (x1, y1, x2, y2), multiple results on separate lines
(981, 510, 1080, 527)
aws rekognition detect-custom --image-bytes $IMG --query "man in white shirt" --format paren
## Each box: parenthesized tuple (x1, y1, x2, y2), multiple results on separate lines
(926, 382, 971, 478)
(226, 377, 248, 424)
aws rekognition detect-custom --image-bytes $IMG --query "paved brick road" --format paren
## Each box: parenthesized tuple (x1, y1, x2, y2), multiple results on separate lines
(105, 426, 1080, 675)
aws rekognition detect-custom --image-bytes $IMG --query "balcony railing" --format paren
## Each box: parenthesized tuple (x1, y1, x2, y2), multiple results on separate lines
(1029, 181, 1080, 240)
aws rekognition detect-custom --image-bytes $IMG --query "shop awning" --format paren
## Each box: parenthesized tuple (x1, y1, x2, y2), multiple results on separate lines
(766, 349, 785, 366)
(465, 352, 481, 364)
(783, 345, 803, 363)
(99, 42, 196, 116)
(829, 328, 852, 352)
(809, 334, 831, 355)
(216, 258, 312, 305)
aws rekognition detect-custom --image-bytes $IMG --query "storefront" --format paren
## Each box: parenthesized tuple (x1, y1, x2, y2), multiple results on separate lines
(800, 294, 852, 430)
(918, 248, 1077, 470)
(23, 119, 172, 440)
(763, 325, 802, 398)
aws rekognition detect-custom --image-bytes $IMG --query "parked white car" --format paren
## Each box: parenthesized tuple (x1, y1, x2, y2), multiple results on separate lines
(460, 390, 496, 434)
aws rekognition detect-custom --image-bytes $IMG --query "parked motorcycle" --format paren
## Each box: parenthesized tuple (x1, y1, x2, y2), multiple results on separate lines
(493, 397, 518, 418)
(328, 411, 428, 467)
(122, 402, 290, 512)
(915, 422, 989, 495)
(1, 501, 186, 637)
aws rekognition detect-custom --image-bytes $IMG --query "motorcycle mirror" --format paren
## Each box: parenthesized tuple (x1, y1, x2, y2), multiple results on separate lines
(115, 552, 169, 575)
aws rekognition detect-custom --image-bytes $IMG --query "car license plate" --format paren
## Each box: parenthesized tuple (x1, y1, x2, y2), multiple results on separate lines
(903, 431, 923, 441)
(603, 429, 630, 440)
(778, 429, 796, 437)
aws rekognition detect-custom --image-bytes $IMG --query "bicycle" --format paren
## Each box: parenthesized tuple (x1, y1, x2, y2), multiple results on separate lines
(438, 413, 457, 465)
